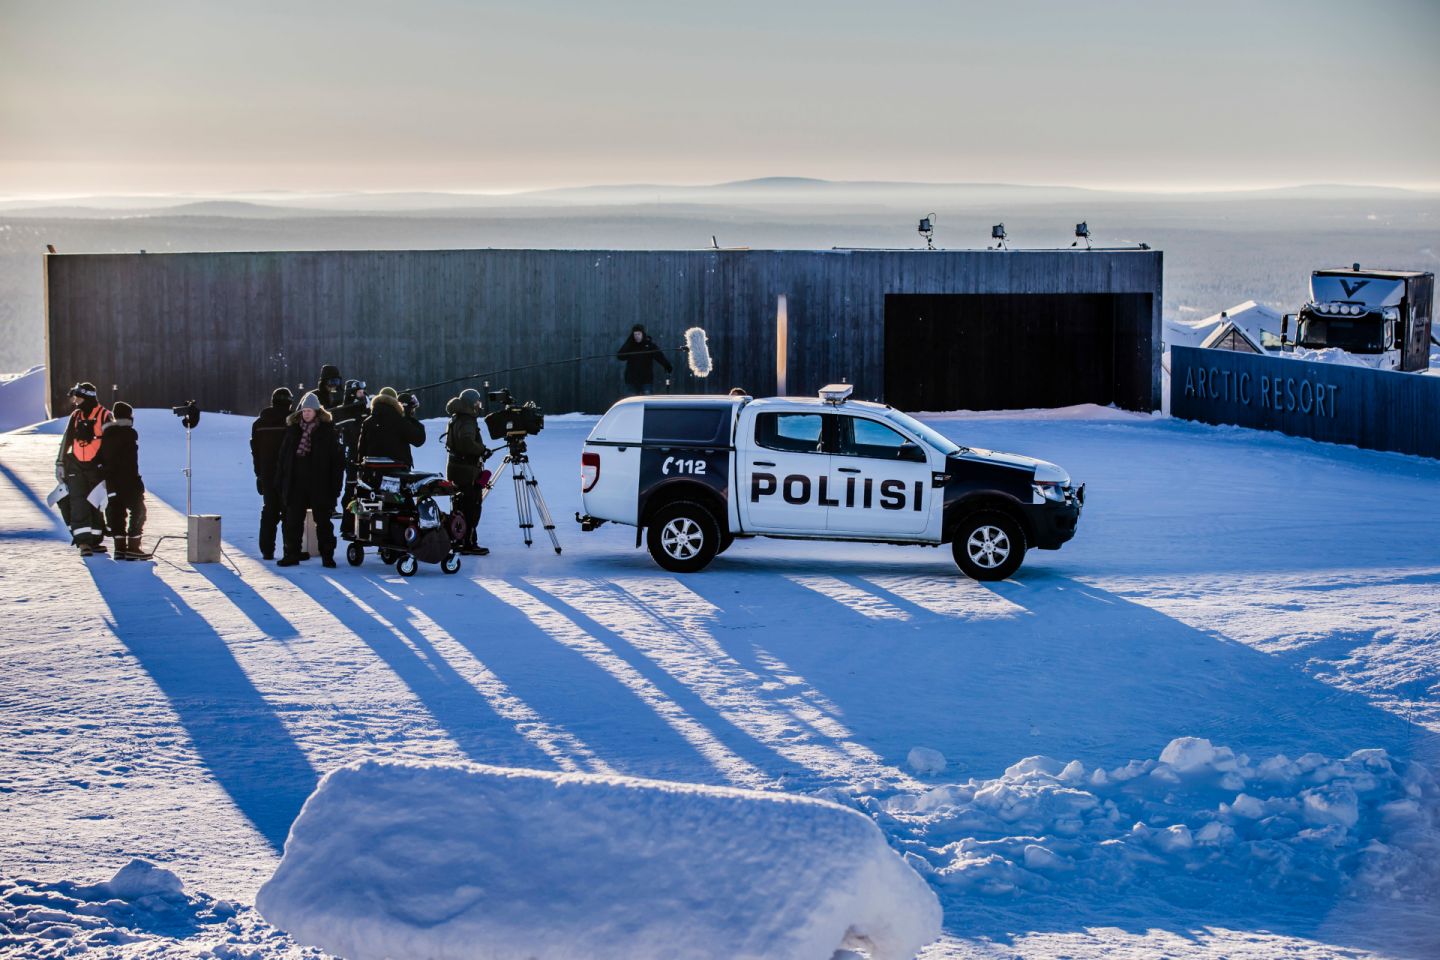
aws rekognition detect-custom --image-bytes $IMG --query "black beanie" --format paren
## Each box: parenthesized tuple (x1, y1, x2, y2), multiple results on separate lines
(112, 401, 133, 419)
(631, 324, 645, 333)
(272, 387, 294, 407)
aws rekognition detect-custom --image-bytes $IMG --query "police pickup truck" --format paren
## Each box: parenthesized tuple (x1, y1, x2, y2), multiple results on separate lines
(576, 385, 1083, 579)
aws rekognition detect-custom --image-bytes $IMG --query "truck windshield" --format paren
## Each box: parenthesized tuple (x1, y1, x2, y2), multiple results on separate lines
(886, 410, 962, 456)
(1297, 315, 1385, 353)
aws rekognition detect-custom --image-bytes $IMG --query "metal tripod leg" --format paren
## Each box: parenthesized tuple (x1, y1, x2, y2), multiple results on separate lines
(479, 451, 562, 553)
(511, 457, 535, 546)
(516, 459, 563, 555)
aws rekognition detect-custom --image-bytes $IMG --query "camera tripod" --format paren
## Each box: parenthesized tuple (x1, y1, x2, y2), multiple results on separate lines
(481, 436, 562, 554)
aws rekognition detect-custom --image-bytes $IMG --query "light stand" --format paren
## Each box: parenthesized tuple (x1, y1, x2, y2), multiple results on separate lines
(1072, 221, 1092, 250)
(918, 213, 936, 250)
(184, 424, 193, 516)
(990, 223, 1008, 251)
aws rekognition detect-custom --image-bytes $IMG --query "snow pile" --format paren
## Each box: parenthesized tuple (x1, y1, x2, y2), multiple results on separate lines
(907, 746, 947, 776)
(257, 760, 940, 960)
(1281, 345, 1391, 370)
(877, 738, 1439, 903)
(0, 859, 321, 958)
(0, 364, 48, 432)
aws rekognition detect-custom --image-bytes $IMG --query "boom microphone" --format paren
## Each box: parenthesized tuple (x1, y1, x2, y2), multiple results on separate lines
(685, 326, 712, 378)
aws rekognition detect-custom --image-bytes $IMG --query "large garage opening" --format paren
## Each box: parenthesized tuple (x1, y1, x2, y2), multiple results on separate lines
(883, 293, 1152, 411)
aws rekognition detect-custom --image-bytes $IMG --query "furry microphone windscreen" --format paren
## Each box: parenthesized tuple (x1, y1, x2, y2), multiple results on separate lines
(685, 327, 713, 377)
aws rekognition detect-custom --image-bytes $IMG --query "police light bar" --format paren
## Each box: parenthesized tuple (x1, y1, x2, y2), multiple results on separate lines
(819, 383, 853, 405)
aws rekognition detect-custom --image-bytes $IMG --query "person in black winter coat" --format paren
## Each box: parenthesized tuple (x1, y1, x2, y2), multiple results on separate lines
(316, 363, 345, 411)
(250, 387, 293, 560)
(357, 387, 426, 468)
(332, 380, 369, 472)
(275, 391, 344, 567)
(54, 381, 112, 556)
(99, 401, 147, 560)
(616, 324, 672, 396)
(332, 379, 369, 537)
(445, 388, 491, 556)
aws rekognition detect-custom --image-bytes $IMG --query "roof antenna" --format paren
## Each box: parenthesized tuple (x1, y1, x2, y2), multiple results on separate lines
(712, 235, 719, 250)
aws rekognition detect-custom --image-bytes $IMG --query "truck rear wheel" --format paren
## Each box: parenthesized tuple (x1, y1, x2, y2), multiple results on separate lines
(952, 511, 1026, 581)
(647, 501, 721, 573)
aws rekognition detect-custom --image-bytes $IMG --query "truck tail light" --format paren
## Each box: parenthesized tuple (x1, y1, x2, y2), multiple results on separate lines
(581, 452, 601, 492)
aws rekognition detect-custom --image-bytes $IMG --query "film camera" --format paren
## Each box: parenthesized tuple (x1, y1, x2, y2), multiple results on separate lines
(484, 389, 545, 446)
(171, 400, 201, 429)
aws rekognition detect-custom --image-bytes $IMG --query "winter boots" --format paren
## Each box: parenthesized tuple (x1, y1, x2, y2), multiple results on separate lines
(117, 536, 148, 560)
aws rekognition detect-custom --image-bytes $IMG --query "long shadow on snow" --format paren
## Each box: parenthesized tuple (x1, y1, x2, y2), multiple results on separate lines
(405, 575, 756, 783)
(85, 562, 318, 852)
(300, 572, 566, 770)
(0, 460, 72, 538)
(681, 559, 1424, 773)
(480, 576, 822, 786)
(192, 562, 302, 642)
(677, 560, 1432, 947)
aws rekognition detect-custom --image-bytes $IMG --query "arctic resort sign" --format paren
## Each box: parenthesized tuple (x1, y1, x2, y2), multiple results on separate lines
(1169, 346, 1440, 460)
(1180, 360, 1338, 417)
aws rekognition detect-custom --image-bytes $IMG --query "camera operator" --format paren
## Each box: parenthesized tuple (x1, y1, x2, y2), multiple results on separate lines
(444, 388, 491, 556)
(275, 392, 344, 568)
(54, 381, 113, 556)
(316, 363, 345, 411)
(358, 386, 425, 468)
(250, 387, 293, 561)
(616, 324, 673, 397)
(333, 379, 368, 471)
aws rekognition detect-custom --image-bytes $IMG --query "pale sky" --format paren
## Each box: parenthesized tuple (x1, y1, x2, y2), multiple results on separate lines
(2, 0, 1438, 196)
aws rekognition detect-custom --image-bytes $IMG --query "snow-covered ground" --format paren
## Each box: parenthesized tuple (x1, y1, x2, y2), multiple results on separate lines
(2, 402, 1438, 959)
(0, 365, 46, 433)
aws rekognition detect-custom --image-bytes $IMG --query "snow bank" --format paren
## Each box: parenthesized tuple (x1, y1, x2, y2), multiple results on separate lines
(915, 403, 1146, 422)
(876, 738, 1439, 903)
(0, 364, 48, 432)
(0, 859, 308, 957)
(257, 760, 940, 960)
(1280, 345, 1391, 370)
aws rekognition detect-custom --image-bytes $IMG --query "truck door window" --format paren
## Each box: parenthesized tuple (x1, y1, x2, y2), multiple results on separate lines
(643, 406, 730, 445)
(755, 412, 825, 454)
(838, 416, 927, 463)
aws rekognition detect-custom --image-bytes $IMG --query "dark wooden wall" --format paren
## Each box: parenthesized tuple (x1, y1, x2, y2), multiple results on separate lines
(1171, 346, 1440, 460)
(883, 293, 1157, 411)
(45, 248, 1162, 417)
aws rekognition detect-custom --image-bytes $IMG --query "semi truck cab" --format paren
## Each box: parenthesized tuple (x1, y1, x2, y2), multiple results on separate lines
(577, 386, 1083, 579)
(1288, 266, 1435, 372)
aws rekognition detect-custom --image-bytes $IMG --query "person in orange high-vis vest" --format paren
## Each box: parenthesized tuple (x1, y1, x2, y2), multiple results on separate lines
(55, 381, 112, 556)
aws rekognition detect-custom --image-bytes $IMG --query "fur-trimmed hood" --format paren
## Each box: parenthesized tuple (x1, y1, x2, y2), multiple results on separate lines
(370, 393, 405, 417)
(446, 394, 482, 417)
(102, 418, 134, 432)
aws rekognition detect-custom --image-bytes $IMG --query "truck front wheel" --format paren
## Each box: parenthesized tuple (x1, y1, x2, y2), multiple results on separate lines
(952, 511, 1026, 581)
(647, 501, 721, 573)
